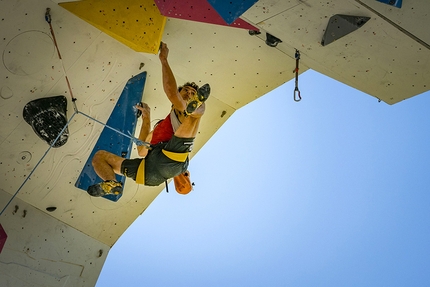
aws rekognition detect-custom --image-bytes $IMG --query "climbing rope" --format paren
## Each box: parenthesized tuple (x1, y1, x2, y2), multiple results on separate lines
(0, 113, 78, 216)
(77, 111, 150, 148)
(293, 49, 302, 102)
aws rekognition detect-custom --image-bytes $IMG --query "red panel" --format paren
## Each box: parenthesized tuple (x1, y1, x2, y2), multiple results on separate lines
(0, 224, 7, 253)
(154, 0, 258, 31)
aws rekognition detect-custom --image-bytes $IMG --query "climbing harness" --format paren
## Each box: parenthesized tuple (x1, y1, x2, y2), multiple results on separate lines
(293, 49, 302, 102)
(0, 8, 150, 215)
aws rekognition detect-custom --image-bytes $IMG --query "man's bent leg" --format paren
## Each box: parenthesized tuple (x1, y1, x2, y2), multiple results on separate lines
(92, 150, 125, 181)
(88, 150, 125, 197)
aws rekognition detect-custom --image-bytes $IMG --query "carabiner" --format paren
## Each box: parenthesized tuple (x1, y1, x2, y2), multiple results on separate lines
(294, 87, 301, 102)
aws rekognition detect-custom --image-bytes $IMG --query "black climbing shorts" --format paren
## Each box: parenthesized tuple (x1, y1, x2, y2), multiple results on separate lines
(144, 136, 193, 186)
(121, 136, 194, 186)
(120, 158, 143, 181)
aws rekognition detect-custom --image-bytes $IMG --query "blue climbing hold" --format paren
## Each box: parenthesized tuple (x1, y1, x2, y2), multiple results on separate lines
(376, 0, 402, 8)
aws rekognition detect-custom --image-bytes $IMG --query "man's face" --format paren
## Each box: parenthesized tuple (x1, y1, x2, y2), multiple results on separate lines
(180, 86, 197, 102)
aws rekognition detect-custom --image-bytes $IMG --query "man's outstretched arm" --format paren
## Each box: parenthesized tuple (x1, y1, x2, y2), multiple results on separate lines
(159, 42, 187, 111)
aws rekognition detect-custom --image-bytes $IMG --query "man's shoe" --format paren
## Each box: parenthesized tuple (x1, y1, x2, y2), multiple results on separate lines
(87, 180, 123, 197)
(185, 83, 210, 115)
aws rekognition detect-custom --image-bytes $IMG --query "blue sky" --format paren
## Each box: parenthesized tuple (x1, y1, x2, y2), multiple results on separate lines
(96, 70, 430, 287)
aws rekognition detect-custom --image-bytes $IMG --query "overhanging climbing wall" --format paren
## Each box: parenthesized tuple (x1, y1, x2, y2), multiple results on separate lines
(59, 0, 166, 53)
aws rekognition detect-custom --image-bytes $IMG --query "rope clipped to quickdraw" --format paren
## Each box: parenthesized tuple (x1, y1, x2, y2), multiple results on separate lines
(294, 49, 301, 102)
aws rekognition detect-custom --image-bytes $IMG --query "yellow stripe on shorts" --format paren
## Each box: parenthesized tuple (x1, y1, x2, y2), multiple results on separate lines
(162, 149, 189, 162)
(135, 159, 145, 184)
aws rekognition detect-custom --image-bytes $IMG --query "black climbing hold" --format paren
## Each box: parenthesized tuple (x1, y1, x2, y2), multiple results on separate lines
(321, 15, 370, 46)
(46, 207, 57, 212)
(265, 33, 282, 47)
(248, 30, 261, 36)
(23, 95, 69, 148)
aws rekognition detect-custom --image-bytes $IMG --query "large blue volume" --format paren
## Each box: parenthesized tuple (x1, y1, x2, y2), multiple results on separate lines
(75, 72, 147, 202)
(207, 0, 258, 25)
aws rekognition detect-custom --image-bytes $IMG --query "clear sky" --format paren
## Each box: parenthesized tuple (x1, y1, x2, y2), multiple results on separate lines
(96, 70, 430, 287)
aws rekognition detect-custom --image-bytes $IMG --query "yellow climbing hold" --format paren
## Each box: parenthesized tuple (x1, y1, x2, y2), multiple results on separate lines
(59, 0, 166, 54)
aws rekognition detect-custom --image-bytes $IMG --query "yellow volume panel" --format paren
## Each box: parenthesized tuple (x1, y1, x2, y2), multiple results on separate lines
(60, 0, 166, 54)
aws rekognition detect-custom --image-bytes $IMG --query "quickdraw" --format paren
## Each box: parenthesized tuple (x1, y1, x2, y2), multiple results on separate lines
(45, 8, 78, 112)
(294, 49, 302, 102)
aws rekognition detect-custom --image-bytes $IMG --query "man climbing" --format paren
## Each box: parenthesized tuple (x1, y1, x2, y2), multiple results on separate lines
(87, 42, 210, 196)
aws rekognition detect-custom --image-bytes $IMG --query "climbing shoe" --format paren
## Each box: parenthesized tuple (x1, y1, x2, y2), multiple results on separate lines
(87, 180, 123, 197)
(185, 83, 210, 115)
